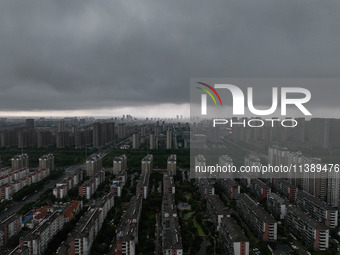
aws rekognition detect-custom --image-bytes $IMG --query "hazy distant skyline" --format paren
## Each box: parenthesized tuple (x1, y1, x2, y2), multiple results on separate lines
(1, 1, 340, 117)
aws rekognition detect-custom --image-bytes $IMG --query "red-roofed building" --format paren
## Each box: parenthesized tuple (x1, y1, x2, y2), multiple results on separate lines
(32, 206, 55, 225)
(64, 200, 83, 222)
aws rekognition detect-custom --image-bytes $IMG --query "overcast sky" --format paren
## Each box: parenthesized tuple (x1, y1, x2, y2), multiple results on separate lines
(0, 0, 340, 117)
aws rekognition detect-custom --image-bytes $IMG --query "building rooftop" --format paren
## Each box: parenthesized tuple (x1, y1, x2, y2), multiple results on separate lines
(207, 195, 229, 216)
(221, 218, 248, 243)
(274, 179, 297, 189)
(98, 192, 114, 209)
(251, 178, 270, 189)
(6, 245, 29, 255)
(116, 196, 142, 241)
(39, 154, 54, 159)
(163, 175, 174, 187)
(268, 193, 285, 204)
(1, 214, 20, 225)
(71, 208, 100, 238)
(167, 154, 176, 162)
(287, 206, 328, 230)
(86, 154, 102, 163)
(163, 217, 182, 250)
(142, 154, 153, 162)
(137, 172, 149, 186)
(222, 178, 239, 186)
(64, 201, 82, 219)
(297, 190, 335, 210)
(163, 194, 177, 216)
(23, 211, 62, 241)
(238, 194, 276, 224)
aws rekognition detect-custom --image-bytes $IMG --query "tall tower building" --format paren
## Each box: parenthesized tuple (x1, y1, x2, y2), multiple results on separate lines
(26, 119, 34, 129)
(11, 154, 29, 171)
(153, 125, 159, 136)
(167, 154, 177, 175)
(74, 131, 85, 149)
(39, 154, 55, 171)
(86, 154, 102, 176)
(149, 133, 155, 150)
(141, 154, 153, 174)
(56, 131, 70, 148)
(93, 122, 101, 148)
(118, 124, 126, 139)
(37, 131, 53, 148)
(132, 133, 140, 149)
(166, 126, 172, 149)
(140, 125, 146, 137)
(113, 154, 127, 174)
(92, 122, 115, 148)
(58, 119, 65, 132)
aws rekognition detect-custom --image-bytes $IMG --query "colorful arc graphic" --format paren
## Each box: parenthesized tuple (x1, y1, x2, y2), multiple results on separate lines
(196, 82, 223, 106)
(196, 87, 217, 105)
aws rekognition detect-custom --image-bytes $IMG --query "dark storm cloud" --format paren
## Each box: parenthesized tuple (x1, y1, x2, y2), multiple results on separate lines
(0, 0, 340, 111)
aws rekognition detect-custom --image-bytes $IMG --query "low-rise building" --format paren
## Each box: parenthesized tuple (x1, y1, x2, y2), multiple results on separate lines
(273, 179, 297, 200)
(206, 195, 230, 231)
(237, 194, 277, 241)
(285, 206, 329, 251)
(219, 218, 249, 255)
(136, 173, 150, 199)
(116, 195, 143, 255)
(219, 178, 240, 199)
(68, 208, 101, 255)
(79, 170, 105, 200)
(5, 245, 29, 255)
(20, 211, 64, 255)
(197, 178, 215, 198)
(296, 190, 338, 228)
(68, 192, 114, 255)
(162, 176, 182, 255)
(267, 193, 288, 220)
(162, 194, 177, 219)
(163, 174, 175, 195)
(250, 179, 271, 200)
(1, 214, 22, 245)
(162, 217, 183, 255)
(53, 169, 83, 199)
(0, 167, 47, 200)
(63, 200, 83, 223)
(110, 181, 123, 197)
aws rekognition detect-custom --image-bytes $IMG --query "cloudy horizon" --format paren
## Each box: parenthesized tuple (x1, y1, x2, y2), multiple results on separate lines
(1, 0, 340, 118)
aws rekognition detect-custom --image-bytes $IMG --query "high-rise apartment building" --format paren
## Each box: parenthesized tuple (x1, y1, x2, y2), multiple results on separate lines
(39, 154, 55, 171)
(86, 154, 102, 176)
(166, 126, 172, 149)
(118, 124, 126, 139)
(167, 154, 176, 176)
(92, 122, 115, 148)
(113, 155, 127, 175)
(132, 133, 140, 149)
(25, 119, 34, 129)
(141, 154, 153, 175)
(11, 154, 29, 171)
